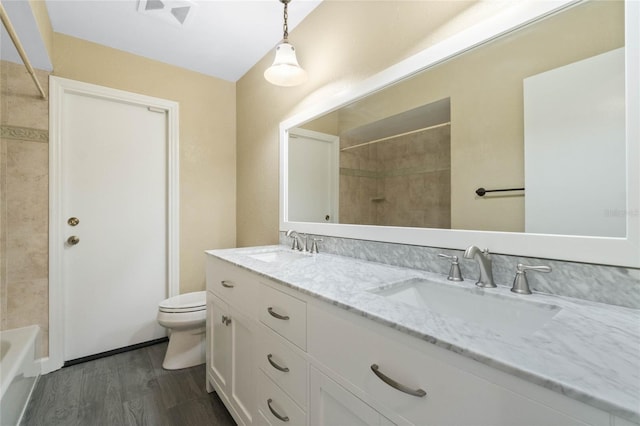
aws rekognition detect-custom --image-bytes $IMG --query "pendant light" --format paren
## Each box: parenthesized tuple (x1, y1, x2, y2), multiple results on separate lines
(264, 0, 308, 87)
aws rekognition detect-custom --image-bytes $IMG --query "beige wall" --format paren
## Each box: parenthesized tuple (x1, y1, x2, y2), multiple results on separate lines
(236, 1, 485, 246)
(53, 34, 237, 294)
(29, 0, 54, 62)
(237, 0, 623, 240)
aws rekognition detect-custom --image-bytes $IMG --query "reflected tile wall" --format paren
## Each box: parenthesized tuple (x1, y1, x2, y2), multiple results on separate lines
(340, 126, 451, 229)
(1, 138, 6, 329)
(0, 60, 50, 355)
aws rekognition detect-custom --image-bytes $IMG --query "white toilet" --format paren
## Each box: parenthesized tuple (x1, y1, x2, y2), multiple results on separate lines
(157, 291, 207, 370)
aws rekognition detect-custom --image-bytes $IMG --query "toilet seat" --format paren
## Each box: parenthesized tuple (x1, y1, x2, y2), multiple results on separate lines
(159, 291, 206, 313)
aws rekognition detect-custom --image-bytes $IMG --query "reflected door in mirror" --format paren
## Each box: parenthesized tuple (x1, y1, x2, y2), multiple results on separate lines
(288, 128, 339, 223)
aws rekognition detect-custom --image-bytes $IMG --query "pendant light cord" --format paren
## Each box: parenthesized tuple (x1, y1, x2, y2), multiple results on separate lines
(282, 0, 289, 41)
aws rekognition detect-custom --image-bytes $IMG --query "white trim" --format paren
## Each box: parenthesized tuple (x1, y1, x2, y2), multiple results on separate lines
(288, 128, 340, 223)
(280, 0, 640, 267)
(44, 77, 180, 374)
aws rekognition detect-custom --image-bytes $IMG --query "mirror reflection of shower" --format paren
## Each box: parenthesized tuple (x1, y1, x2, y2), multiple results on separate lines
(338, 99, 451, 228)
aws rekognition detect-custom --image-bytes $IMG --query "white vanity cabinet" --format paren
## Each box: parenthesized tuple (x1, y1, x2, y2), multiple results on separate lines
(206, 254, 633, 426)
(206, 258, 259, 426)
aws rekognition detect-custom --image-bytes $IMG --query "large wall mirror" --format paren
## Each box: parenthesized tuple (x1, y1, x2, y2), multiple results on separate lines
(280, 0, 639, 267)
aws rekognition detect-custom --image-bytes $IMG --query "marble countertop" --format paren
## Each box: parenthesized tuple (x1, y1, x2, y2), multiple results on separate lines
(206, 245, 640, 423)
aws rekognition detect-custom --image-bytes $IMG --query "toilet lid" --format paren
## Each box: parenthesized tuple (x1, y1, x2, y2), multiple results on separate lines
(159, 291, 206, 313)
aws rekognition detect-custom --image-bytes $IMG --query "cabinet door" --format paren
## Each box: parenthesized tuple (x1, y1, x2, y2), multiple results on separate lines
(229, 305, 257, 426)
(207, 292, 231, 395)
(310, 366, 395, 426)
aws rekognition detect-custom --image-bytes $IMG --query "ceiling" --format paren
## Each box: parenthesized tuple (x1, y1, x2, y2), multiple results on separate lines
(1, 0, 322, 82)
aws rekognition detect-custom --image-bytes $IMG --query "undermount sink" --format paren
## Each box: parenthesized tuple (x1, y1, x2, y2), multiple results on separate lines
(371, 278, 561, 337)
(247, 249, 309, 263)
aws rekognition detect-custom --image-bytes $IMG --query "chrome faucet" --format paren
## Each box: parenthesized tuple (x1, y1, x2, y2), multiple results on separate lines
(463, 245, 496, 288)
(285, 230, 307, 251)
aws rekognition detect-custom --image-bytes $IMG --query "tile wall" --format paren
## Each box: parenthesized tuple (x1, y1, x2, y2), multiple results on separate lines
(0, 60, 50, 354)
(340, 125, 451, 228)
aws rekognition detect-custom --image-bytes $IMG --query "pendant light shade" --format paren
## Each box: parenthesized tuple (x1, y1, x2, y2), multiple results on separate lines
(264, 0, 307, 87)
(264, 42, 308, 87)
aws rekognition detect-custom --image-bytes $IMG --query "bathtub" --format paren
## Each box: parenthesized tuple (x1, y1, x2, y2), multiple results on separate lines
(0, 326, 40, 426)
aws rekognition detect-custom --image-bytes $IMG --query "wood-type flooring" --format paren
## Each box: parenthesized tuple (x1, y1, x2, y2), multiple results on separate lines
(21, 342, 236, 426)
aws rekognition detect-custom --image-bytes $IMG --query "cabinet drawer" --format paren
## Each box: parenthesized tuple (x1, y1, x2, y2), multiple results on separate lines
(258, 371, 306, 426)
(207, 255, 257, 312)
(259, 284, 307, 350)
(308, 304, 590, 426)
(310, 366, 396, 426)
(258, 324, 308, 409)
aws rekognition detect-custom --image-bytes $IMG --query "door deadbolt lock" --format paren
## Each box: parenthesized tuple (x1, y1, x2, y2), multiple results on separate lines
(67, 217, 80, 226)
(67, 236, 80, 246)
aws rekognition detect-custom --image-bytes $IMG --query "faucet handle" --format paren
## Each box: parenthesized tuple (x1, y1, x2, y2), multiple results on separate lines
(438, 254, 463, 281)
(518, 264, 551, 273)
(290, 236, 300, 251)
(511, 263, 551, 294)
(310, 238, 323, 254)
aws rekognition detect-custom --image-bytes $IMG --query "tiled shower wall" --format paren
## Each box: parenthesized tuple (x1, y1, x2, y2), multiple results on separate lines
(0, 60, 50, 355)
(339, 125, 451, 228)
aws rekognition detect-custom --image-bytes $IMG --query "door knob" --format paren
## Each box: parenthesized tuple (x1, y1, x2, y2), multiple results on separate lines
(67, 236, 80, 246)
(67, 217, 80, 226)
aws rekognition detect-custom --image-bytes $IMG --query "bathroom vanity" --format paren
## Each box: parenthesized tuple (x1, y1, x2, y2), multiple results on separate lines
(205, 246, 640, 426)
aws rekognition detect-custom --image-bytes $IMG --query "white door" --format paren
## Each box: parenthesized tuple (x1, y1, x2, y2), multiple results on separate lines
(55, 79, 177, 362)
(287, 128, 339, 223)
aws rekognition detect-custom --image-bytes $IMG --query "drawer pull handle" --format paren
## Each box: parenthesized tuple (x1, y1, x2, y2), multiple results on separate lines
(221, 280, 234, 288)
(370, 364, 427, 398)
(267, 354, 290, 372)
(267, 307, 290, 321)
(267, 398, 289, 422)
